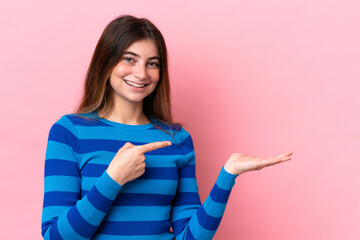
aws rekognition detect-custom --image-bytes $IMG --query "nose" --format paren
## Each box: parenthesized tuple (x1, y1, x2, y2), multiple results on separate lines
(134, 62, 147, 80)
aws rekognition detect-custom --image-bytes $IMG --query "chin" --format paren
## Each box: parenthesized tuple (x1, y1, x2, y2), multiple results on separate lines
(127, 95, 150, 104)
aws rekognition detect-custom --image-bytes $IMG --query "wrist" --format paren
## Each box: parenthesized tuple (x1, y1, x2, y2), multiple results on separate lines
(106, 169, 127, 185)
(224, 162, 244, 175)
(224, 162, 236, 175)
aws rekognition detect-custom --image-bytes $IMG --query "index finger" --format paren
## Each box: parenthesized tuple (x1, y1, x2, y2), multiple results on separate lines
(137, 141, 172, 153)
(277, 151, 293, 158)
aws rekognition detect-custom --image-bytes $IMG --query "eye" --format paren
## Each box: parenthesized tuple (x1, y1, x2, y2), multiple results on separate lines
(122, 57, 135, 63)
(147, 61, 160, 68)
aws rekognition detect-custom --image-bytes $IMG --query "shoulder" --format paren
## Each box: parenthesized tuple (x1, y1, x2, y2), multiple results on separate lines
(150, 119, 193, 147)
(48, 114, 80, 140)
(178, 126, 194, 148)
(51, 113, 91, 130)
(51, 112, 109, 130)
(47, 112, 105, 147)
(54, 113, 78, 126)
(167, 125, 194, 149)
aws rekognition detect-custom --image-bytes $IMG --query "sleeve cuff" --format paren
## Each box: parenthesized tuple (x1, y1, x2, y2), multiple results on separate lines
(94, 170, 123, 200)
(215, 166, 238, 191)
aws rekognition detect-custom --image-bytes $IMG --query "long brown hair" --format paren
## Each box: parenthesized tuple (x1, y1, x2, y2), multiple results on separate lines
(74, 15, 181, 131)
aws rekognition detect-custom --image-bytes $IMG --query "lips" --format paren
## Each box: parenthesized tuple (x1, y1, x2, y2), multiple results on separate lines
(123, 79, 149, 88)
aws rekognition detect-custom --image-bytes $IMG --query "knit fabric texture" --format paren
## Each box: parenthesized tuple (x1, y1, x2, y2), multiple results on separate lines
(41, 112, 238, 239)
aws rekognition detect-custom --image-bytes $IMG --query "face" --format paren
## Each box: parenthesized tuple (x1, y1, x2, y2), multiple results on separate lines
(109, 38, 160, 106)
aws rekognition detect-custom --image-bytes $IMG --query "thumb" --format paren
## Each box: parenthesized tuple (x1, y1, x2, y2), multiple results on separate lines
(118, 142, 134, 152)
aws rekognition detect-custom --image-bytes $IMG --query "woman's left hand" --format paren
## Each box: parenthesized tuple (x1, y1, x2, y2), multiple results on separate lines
(224, 151, 293, 175)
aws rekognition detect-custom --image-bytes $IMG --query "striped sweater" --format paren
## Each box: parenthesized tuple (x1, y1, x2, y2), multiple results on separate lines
(41, 112, 238, 239)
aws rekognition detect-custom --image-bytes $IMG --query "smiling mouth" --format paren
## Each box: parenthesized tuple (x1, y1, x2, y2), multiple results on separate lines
(123, 79, 149, 88)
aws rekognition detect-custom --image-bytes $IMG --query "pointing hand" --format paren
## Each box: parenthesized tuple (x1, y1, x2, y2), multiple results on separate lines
(106, 141, 172, 185)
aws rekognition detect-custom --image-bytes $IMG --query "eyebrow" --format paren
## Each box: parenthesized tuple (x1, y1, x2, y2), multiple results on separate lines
(123, 51, 160, 60)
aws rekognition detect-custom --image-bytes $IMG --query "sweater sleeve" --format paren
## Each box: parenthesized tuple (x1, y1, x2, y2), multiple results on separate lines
(170, 130, 238, 240)
(41, 115, 123, 240)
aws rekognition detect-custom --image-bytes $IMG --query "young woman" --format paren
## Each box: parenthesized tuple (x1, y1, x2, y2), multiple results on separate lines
(41, 15, 293, 240)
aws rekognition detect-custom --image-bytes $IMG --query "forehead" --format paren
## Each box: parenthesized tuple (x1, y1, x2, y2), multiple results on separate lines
(124, 39, 159, 57)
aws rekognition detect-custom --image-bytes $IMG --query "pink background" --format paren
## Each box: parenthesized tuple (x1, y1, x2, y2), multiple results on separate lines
(1, 0, 359, 239)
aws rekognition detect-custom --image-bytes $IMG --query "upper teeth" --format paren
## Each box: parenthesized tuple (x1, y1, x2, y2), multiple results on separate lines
(125, 80, 146, 88)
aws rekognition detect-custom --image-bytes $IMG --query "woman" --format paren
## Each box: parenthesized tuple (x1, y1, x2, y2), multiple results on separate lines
(41, 15, 293, 240)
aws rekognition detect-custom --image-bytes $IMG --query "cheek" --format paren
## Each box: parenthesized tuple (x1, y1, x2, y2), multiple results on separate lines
(148, 75, 160, 93)
(108, 77, 119, 91)
(149, 70, 160, 83)
(112, 62, 132, 77)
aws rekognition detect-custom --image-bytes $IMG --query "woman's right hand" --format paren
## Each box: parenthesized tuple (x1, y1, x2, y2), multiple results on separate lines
(106, 141, 172, 185)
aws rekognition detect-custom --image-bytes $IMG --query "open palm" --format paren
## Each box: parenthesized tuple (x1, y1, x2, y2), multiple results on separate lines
(224, 151, 293, 175)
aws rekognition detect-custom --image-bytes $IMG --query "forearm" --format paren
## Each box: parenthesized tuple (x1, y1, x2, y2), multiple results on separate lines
(42, 171, 123, 239)
(175, 166, 237, 240)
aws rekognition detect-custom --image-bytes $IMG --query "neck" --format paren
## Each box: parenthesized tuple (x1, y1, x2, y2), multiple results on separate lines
(99, 96, 149, 125)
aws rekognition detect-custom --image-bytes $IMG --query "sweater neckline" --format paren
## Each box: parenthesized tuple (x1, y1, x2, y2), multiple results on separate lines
(89, 110, 155, 130)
